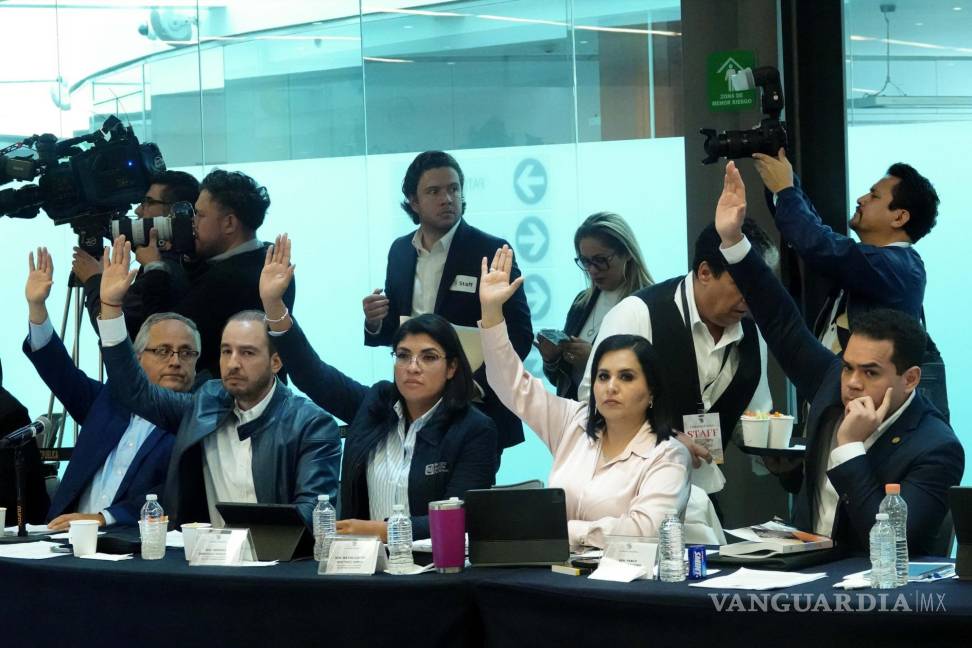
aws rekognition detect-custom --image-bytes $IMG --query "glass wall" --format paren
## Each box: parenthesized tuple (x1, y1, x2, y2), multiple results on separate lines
(0, 0, 687, 483)
(844, 0, 971, 482)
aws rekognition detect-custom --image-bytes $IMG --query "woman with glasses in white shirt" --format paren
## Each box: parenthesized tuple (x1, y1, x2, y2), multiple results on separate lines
(260, 235, 497, 541)
(481, 246, 690, 548)
(539, 212, 654, 400)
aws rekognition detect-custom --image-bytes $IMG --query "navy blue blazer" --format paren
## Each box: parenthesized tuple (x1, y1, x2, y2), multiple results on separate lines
(23, 333, 174, 526)
(768, 176, 926, 324)
(365, 218, 532, 450)
(727, 243, 963, 555)
(279, 320, 496, 539)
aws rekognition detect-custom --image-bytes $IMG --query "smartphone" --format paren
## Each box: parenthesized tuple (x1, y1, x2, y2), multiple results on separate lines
(538, 328, 570, 346)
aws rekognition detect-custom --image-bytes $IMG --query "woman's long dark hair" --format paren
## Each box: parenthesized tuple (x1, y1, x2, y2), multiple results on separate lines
(585, 334, 675, 442)
(368, 314, 476, 424)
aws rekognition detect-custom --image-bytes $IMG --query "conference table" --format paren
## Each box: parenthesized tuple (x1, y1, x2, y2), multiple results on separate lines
(1, 549, 967, 647)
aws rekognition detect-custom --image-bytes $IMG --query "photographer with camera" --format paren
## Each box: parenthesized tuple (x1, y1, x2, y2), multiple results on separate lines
(750, 149, 948, 419)
(106, 169, 293, 380)
(73, 170, 199, 340)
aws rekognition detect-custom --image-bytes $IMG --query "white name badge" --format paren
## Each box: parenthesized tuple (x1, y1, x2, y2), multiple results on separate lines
(449, 275, 478, 293)
(189, 528, 256, 566)
(320, 536, 387, 576)
(683, 412, 724, 465)
(604, 536, 658, 581)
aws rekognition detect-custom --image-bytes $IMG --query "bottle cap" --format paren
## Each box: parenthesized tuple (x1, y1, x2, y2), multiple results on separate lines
(876, 513, 889, 520)
(318, 494, 329, 502)
(885, 484, 901, 495)
(146, 494, 157, 501)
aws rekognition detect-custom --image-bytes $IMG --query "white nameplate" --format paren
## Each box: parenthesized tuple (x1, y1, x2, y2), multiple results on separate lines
(189, 528, 256, 566)
(449, 275, 477, 293)
(604, 536, 658, 580)
(320, 536, 387, 575)
(683, 412, 724, 464)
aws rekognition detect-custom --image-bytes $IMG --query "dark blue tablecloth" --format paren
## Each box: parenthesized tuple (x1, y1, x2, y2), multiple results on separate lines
(1, 550, 967, 647)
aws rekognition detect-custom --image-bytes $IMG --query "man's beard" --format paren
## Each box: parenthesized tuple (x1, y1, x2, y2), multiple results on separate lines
(222, 371, 273, 402)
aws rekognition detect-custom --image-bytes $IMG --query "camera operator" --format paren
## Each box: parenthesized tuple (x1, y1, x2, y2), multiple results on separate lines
(115, 169, 294, 380)
(750, 149, 948, 419)
(74, 170, 199, 340)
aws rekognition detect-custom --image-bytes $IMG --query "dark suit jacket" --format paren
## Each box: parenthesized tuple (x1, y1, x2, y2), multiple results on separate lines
(23, 333, 174, 526)
(277, 320, 497, 539)
(365, 219, 532, 450)
(768, 176, 926, 325)
(101, 339, 340, 529)
(727, 243, 964, 555)
(542, 289, 598, 400)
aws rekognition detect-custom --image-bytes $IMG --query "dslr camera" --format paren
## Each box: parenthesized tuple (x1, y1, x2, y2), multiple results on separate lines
(110, 200, 195, 255)
(700, 66, 787, 164)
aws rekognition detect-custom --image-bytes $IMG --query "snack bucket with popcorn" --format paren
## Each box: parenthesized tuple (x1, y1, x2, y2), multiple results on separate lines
(769, 412, 795, 449)
(740, 411, 770, 447)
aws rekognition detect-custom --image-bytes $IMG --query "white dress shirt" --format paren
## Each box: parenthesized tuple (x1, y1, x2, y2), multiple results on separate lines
(207, 237, 265, 263)
(410, 219, 461, 317)
(813, 390, 916, 536)
(202, 381, 277, 528)
(366, 399, 442, 521)
(30, 317, 154, 526)
(578, 272, 772, 414)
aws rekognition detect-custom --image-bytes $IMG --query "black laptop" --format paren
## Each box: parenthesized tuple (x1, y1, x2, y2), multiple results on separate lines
(464, 488, 569, 566)
(216, 502, 314, 562)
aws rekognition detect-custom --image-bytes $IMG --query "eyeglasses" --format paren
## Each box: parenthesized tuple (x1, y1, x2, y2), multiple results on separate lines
(574, 253, 617, 272)
(143, 346, 200, 362)
(140, 196, 171, 208)
(391, 350, 446, 368)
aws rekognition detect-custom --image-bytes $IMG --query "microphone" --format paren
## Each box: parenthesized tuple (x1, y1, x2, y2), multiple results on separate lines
(0, 416, 51, 449)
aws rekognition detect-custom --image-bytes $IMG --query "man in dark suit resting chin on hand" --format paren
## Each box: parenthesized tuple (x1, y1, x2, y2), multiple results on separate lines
(711, 161, 963, 555)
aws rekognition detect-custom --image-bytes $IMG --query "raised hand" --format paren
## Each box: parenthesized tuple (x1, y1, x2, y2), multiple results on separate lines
(260, 233, 295, 305)
(479, 245, 524, 328)
(715, 161, 747, 246)
(99, 235, 138, 310)
(752, 147, 794, 194)
(26, 247, 54, 307)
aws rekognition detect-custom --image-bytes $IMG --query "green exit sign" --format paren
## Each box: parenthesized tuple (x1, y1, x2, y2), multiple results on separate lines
(708, 50, 757, 112)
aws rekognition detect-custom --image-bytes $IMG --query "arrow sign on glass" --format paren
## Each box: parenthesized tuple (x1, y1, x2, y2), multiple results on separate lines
(524, 274, 551, 320)
(515, 216, 550, 263)
(514, 158, 548, 204)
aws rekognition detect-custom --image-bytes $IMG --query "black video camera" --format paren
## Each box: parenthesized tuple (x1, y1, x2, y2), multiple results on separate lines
(700, 66, 787, 164)
(0, 116, 165, 255)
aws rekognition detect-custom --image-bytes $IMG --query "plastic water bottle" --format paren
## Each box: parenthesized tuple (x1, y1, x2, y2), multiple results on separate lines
(139, 494, 166, 560)
(869, 513, 897, 589)
(386, 504, 414, 574)
(313, 494, 337, 562)
(659, 511, 686, 582)
(879, 483, 909, 586)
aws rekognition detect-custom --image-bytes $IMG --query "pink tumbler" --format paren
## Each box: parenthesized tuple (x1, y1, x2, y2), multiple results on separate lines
(428, 497, 465, 573)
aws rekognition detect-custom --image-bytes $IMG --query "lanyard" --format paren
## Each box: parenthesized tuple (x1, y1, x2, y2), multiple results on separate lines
(679, 279, 732, 412)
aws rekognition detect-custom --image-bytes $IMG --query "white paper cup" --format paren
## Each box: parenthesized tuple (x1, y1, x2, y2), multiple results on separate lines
(69, 519, 99, 556)
(740, 417, 770, 447)
(769, 415, 795, 449)
(0, 506, 6, 534)
(181, 522, 212, 560)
